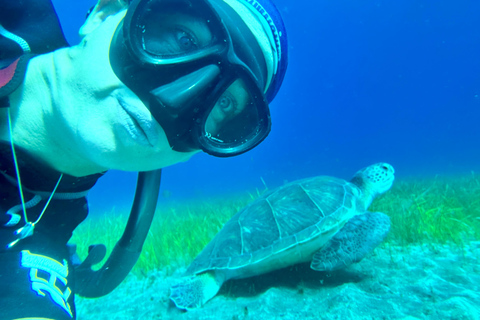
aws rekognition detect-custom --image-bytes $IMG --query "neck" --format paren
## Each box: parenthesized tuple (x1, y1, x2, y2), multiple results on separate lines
(0, 51, 107, 177)
(362, 192, 375, 209)
(350, 175, 376, 209)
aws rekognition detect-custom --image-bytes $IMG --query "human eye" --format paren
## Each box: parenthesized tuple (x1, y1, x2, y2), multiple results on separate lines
(141, 20, 200, 56)
(174, 28, 198, 51)
(217, 92, 238, 114)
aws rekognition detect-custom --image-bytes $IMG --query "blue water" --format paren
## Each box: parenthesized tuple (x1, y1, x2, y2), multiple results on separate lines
(51, 0, 480, 214)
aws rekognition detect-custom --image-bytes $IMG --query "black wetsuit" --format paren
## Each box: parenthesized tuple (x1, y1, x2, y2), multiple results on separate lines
(0, 142, 102, 319)
(0, 1, 103, 318)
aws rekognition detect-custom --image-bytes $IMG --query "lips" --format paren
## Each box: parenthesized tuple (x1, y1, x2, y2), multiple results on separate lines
(117, 98, 159, 147)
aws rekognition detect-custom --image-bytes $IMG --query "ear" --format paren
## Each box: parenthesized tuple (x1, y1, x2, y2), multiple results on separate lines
(79, 0, 128, 38)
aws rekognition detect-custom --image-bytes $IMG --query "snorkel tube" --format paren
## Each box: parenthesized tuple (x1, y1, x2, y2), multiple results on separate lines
(74, 170, 162, 297)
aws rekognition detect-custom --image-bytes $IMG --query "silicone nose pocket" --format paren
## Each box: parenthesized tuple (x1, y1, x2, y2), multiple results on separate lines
(150, 64, 221, 114)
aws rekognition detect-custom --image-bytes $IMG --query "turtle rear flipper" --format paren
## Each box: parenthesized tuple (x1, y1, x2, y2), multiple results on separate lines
(170, 272, 222, 310)
(310, 212, 390, 271)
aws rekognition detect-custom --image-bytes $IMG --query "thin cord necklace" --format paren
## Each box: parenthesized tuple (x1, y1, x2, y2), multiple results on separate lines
(6, 108, 63, 248)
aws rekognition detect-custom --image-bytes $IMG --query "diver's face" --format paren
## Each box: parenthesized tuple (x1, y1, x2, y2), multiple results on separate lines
(56, 10, 199, 172)
(55, 2, 267, 173)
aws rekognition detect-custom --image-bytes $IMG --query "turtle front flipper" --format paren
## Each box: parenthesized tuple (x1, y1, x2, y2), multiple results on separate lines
(170, 272, 223, 310)
(310, 212, 390, 271)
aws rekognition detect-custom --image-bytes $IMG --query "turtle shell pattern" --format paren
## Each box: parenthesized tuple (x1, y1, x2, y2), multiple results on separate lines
(187, 176, 363, 275)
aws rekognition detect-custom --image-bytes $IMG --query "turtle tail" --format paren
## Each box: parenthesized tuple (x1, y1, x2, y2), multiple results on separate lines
(170, 272, 222, 310)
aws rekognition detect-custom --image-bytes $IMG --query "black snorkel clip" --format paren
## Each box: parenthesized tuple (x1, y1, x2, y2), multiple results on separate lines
(72, 170, 162, 297)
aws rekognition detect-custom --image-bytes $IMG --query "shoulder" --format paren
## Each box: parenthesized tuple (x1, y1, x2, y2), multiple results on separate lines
(0, 0, 69, 99)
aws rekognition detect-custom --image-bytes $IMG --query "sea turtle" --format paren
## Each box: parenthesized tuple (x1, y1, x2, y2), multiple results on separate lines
(170, 162, 395, 309)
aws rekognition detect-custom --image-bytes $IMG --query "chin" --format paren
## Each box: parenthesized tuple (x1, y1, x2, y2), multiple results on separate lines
(103, 148, 199, 172)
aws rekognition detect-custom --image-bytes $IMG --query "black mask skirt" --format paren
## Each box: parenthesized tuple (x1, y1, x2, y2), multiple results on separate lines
(109, 0, 270, 157)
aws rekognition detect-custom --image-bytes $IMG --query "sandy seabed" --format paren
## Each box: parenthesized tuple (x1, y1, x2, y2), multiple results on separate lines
(76, 242, 480, 320)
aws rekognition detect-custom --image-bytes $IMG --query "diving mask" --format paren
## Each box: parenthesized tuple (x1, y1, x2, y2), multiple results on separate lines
(109, 0, 286, 157)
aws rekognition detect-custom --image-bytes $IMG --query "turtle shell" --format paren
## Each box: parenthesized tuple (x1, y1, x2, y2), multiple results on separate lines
(187, 175, 362, 275)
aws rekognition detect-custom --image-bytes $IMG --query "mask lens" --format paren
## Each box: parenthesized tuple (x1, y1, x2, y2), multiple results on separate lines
(201, 79, 270, 155)
(127, 0, 227, 63)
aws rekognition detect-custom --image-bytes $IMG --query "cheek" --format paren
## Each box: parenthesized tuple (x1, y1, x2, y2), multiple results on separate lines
(74, 100, 120, 148)
(64, 44, 127, 129)
(73, 20, 126, 94)
(77, 48, 122, 93)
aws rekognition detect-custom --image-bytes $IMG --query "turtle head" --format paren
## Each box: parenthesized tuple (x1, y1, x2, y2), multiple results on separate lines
(350, 163, 395, 207)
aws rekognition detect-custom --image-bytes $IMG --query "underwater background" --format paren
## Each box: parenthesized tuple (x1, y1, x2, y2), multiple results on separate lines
(51, 0, 480, 214)
(45, 1, 480, 319)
